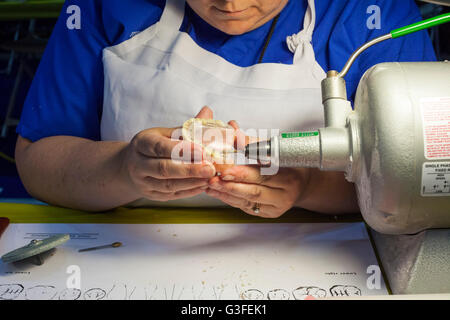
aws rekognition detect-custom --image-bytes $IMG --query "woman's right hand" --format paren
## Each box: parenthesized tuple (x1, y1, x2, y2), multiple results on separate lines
(120, 108, 217, 202)
(120, 126, 217, 202)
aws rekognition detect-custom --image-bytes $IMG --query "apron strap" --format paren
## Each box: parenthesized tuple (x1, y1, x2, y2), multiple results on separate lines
(286, 0, 317, 64)
(159, 0, 186, 30)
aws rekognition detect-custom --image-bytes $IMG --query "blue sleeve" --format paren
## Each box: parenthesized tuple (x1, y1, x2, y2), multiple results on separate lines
(329, 0, 437, 103)
(17, 0, 108, 142)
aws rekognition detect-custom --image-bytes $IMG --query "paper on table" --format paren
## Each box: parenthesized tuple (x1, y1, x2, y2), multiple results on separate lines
(0, 223, 387, 300)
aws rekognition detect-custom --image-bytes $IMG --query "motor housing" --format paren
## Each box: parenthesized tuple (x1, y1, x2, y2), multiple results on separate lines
(350, 62, 450, 234)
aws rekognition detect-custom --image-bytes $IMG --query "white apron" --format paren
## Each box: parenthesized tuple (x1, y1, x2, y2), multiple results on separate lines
(101, 0, 326, 207)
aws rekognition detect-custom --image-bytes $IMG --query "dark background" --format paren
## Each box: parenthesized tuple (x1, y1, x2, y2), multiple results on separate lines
(0, 1, 449, 200)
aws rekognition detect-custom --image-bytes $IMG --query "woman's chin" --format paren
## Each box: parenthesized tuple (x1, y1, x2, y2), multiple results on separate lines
(212, 21, 254, 36)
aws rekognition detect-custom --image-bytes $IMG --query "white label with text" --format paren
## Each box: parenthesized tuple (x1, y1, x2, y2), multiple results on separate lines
(421, 162, 450, 197)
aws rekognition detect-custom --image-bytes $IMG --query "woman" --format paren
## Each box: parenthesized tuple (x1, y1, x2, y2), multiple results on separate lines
(15, 0, 435, 216)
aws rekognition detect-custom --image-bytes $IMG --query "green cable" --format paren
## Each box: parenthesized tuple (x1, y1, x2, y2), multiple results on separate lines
(339, 13, 450, 78)
(391, 13, 450, 39)
(0, 151, 15, 164)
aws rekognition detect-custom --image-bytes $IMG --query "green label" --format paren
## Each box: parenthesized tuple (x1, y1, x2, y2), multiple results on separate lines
(281, 131, 319, 139)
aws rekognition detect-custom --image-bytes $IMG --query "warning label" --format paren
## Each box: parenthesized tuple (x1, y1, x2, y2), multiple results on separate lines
(421, 97, 450, 160)
(421, 162, 450, 197)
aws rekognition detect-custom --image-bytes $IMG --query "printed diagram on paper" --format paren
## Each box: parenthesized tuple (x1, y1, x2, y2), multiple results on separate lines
(0, 223, 387, 300)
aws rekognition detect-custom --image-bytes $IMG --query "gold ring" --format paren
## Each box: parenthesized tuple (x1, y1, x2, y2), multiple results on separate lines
(252, 203, 261, 214)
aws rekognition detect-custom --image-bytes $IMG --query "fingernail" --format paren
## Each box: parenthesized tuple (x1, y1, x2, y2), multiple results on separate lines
(201, 165, 214, 177)
(222, 175, 234, 181)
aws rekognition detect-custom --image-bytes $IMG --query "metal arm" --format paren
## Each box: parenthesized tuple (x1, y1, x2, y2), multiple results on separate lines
(338, 13, 450, 79)
(338, 34, 392, 78)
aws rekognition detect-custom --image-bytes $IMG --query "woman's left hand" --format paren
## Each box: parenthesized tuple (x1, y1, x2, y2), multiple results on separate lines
(206, 165, 310, 218)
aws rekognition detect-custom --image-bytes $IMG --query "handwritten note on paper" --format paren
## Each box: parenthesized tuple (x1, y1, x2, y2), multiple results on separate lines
(0, 223, 388, 300)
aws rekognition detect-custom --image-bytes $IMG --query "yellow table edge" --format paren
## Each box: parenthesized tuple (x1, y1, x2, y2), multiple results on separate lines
(0, 1, 64, 20)
(0, 203, 364, 224)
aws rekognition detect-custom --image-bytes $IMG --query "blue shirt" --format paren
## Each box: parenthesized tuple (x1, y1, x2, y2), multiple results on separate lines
(17, 0, 436, 142)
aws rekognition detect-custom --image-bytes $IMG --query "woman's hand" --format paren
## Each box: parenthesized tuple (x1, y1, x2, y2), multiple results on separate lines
(204, 119, 359, 217)
(120, 108, 217, 202)
(205, 119, 308, 218)
(206, 166, 310, 218)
